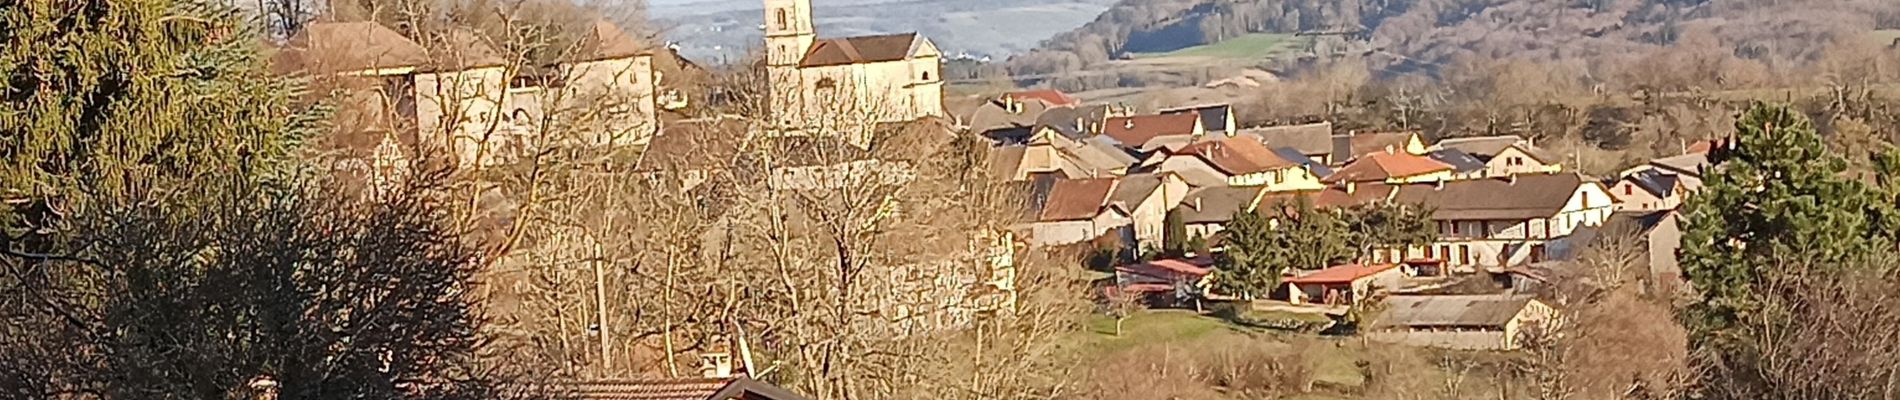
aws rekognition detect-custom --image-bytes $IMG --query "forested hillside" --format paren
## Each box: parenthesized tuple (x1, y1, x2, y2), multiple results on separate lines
(1007, 0, 1900, 89)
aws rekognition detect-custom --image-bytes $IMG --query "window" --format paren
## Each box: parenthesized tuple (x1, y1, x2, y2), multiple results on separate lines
(1459, 245, 1472, 265)
(1449, 221, 1460, 235)
(1439, 246, 1451, 262)
(1425, 246, 1436, 260)
(1625, 185, 1634, 196)
(921, 71, 931, 81)
(776, 9, 789, 30)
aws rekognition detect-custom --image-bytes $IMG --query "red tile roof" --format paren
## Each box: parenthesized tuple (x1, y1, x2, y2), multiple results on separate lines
(1006, 89, 1079, 107)
(1038, 178, 1116, 221)
(1285, 264, 1399, 285)
(1325, 152, 1453, 183)
(1346, 132, 1419, 156)
(1173, 137, 1296, 175)
(1103, 114, 1199, 148)
(799, 33, 918, 67)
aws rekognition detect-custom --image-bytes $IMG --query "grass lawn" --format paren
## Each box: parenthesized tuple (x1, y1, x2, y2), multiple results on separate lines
(1130, 33, 1310, 61)
(1066, 309, 1368, 389)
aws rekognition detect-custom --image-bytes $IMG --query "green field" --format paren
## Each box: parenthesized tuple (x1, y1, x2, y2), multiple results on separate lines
(1130, 33, 1310, 60)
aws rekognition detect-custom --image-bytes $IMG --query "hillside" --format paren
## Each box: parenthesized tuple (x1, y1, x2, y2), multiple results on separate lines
(651, 0, 1118, 62)
(1006, 0, 1900, 91)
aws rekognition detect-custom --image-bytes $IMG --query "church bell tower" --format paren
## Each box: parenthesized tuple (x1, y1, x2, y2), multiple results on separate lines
(764, 0, 815, 126)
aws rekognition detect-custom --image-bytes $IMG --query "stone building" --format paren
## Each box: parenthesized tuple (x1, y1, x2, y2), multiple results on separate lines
(763, 0, 945, 140)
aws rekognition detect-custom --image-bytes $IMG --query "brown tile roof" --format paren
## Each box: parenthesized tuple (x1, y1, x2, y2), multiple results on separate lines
(1324, 152, 1453, 183)
(1389, 173, 1589, 220)
(1039, 178, 1117, 221)
(276, 21, 430, 74)
(1103, 114, 1199, 148)
(1006, 89, 1080, 107)
(1333, 131, 1420, 159)
(1172, 136, 1294, 175)
(1177, 186, 1266, 224)
(1243, 122, 1333, 156)
(1256, 183, 1398, 210)
(1159, 104, 1233, 132)
(637, 118, 750, 171)
(799, 33, 919, 67)
(564, 377, 808, 400)
(1433, 136, 1524, 159)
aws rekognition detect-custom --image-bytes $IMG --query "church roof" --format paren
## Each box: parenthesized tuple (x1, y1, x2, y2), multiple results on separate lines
(798, 33, 921, 67)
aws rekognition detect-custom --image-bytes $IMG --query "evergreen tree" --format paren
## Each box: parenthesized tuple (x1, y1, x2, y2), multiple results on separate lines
(1679, 104, 1890, 354)
(1213, 198, 1354, 298)
(1, 1, 516, 397)
(1162, 208, 1190, 256)
(1213, 210, 1281, 298)
(1341, 202, 1437, 258)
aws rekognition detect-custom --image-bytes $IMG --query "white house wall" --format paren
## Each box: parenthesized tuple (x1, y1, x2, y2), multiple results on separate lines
(414, 66, 506, 166)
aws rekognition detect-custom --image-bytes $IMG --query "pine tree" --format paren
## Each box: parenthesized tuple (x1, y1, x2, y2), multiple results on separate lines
(1, 1, 517, 398)
(1162, 208, 1190, 256)
(1679, 104, 1890, 353)
(1213, 210, 1282, 298)
(1213, 198, 1354, 298)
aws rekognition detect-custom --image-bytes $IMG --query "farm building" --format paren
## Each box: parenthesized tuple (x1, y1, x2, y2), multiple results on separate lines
(1367, 295, 1558, 350)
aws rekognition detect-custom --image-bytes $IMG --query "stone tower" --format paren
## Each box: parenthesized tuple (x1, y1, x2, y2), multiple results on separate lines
(764, 0, 814, 125)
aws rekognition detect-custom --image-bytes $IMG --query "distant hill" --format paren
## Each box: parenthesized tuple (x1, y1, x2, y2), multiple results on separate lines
(1006, 0, 1900, 91)
(651, 0, 1118, 63)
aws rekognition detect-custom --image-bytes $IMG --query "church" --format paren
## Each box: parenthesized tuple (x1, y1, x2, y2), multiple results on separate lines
(763, 0, 945, 132)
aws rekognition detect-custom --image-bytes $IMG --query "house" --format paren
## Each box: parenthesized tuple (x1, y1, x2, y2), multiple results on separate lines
(764, 0, 944, 134)
(1428, 148, 1489, 180)
(1244, 122, 1335, 165)
(1037, 103, 1130, 138)
(967, 89, 1086, 142)
(1175, 186, 1268, 239)
(1324, 151, 1455, 184)
(1331, 131, 1427, 162)
(1110, 173, 1193, 248)
(1103, 113, 1204, 151)
(1610, 169, 1687, 211)
(1154, 136, 1327, 190)
(564, 377, 807, 400)
(988, 129, 1138, 180)
(636, 117, 751, 188)
(1567, 210, 1685, 287)
(1160, 104, 1237, 137)
(967, 94, 1062, 141)
(276, 20, 660, 168)
(1376, 173, 1616, 271)
(1280, 263, 1407, 306)
(1432, 136, 1562, 177)
(1622, 152, 1711, 192)
(1028, 178, 1133, 246)
(1007, 89, 1081, 107)
(1367, 295, 1558, 350)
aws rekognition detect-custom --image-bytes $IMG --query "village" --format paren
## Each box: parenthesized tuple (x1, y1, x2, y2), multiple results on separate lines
(12, 0, 1894, 398)
(259, 0, 1717, 397)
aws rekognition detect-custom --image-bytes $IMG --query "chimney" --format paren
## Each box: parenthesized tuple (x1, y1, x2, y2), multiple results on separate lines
(1345, 181, 1357, 194)
(1124, 118, 1135, 130)
(1508, 173, 1518, 185)
(1434, 179, 1446, 191)
(1193, 197, 1203, 211)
